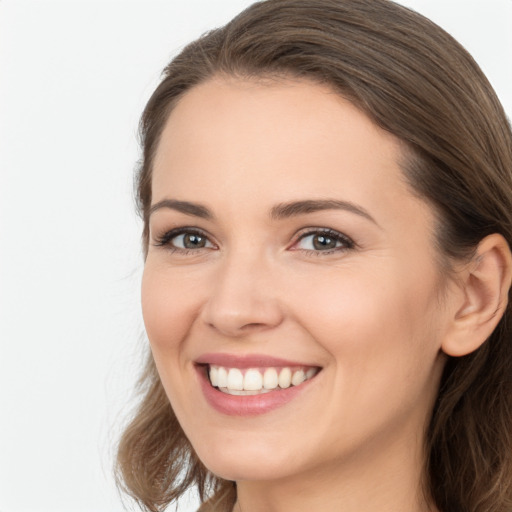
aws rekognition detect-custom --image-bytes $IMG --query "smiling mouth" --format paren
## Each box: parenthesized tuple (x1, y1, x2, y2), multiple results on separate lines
(205, 365, 320, 396)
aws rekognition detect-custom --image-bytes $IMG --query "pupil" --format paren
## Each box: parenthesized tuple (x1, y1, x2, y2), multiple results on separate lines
(313, 235, 336, 250)
(184, 233, 205, 248)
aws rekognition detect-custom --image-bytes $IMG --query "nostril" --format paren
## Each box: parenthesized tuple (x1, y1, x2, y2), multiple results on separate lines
(240, 322, 267, 330)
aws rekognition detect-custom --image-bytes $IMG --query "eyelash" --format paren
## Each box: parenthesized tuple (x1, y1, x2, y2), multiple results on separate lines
(153, 227, 216, 255)
(153, 227, 355, 256)
(292, 228, 355, 255)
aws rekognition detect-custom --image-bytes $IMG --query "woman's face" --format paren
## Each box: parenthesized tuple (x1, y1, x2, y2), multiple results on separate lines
(142, 77, 454, 482)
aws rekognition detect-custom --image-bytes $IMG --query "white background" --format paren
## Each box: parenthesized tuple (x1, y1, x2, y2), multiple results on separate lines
(0, 1, 511, 511)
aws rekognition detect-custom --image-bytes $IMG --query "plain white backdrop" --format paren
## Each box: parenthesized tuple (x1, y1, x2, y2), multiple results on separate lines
(0, 1, 510, 511)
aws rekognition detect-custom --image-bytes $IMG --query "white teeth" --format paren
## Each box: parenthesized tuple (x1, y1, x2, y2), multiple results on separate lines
(263, 368, 279, 389)
(227, 368, 244, 390)
(278, 367, 292, 389)
(209, 366, 218, 387)
(244, 369, 263, 391)
(306, 368, 317, 379)
(224, 389, 245, 396)
(224, 388, 273, 396)
(217, 367, 228, 388)
(291, 369, 306, 386)
(208, 364, 319, 394)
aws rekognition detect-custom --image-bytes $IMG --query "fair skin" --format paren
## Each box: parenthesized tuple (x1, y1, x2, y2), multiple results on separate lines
(142, 77, 511, 512)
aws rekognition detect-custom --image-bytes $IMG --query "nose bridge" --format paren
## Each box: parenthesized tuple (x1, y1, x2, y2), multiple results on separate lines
(201, 244, 283, 336)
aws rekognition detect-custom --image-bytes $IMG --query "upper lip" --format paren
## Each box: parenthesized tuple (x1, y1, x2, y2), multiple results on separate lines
(195, 353, 320, 369)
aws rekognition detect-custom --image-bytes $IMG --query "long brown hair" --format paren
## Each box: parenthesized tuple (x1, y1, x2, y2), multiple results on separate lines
(116, 1, 512, 511)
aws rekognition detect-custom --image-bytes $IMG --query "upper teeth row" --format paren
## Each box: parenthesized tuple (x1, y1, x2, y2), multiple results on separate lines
(209, 366, 317, 391)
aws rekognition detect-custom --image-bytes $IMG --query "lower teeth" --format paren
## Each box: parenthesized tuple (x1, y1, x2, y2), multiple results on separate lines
(218, 387, 278, 395)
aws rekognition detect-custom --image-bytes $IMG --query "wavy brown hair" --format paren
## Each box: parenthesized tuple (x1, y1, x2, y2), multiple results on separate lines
(116, 1, 512, 511)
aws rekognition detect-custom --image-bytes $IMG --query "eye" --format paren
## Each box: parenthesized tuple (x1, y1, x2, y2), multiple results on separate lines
(172, 232, 213, 249)
(291, 229, 354, 254)
(154, 228, 216, 252)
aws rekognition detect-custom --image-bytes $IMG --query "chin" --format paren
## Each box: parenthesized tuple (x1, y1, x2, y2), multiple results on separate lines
(202, 458, 293, 482)
(192, 435, 302, 482)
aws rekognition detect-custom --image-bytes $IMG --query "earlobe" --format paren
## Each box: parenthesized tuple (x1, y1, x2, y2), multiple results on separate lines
(442, 234, 512, 357)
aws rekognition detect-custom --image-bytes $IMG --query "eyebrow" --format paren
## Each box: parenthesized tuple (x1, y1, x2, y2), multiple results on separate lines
(149, 199, 213, 219)
(149, 198, 378, 226)
(270, 199, 378, 225)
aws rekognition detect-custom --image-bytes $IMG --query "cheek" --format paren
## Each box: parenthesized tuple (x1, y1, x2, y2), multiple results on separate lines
(287, 261, 444, 391)
(141, 262, 201, 356)
(141, 263, 206, 421)
(286, 264, 446, 457)
(289, 261, 436, 339)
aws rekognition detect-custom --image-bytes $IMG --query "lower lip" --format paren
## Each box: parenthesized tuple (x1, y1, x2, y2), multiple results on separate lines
(196, 366, 317, 416)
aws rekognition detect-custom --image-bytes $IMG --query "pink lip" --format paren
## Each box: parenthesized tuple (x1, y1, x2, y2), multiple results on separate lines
(195, 352, 316, 369)
(194, 353, 321, 416)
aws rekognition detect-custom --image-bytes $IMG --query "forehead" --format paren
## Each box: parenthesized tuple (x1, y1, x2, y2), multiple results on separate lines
(151, 77, 421, 223)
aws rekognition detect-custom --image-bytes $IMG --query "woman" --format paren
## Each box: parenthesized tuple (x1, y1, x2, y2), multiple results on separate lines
(116, 1, 512, 511)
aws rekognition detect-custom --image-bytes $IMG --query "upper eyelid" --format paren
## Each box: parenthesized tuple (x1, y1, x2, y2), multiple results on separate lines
(293, 227, 354, 242)
(153, 226, 216, 247)
(291, 228, 355, 249)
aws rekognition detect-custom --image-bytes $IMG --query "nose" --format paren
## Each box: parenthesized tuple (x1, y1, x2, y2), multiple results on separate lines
(200, 251, 284, 337)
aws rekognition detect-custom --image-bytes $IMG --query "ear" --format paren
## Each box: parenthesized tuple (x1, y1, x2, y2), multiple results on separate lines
(442, 233, 512, 357)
